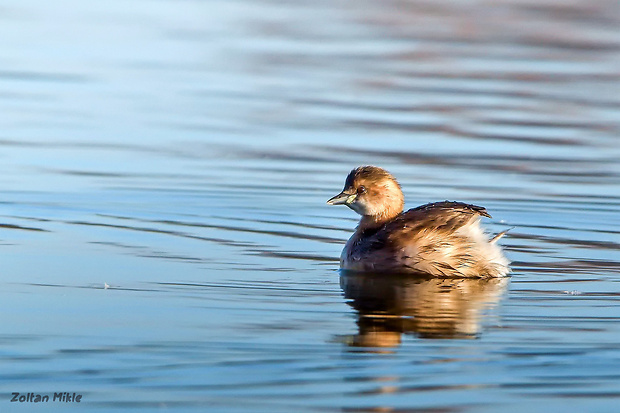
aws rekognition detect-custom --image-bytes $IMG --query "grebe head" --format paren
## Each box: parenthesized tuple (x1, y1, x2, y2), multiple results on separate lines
(327, 166, 405, 225)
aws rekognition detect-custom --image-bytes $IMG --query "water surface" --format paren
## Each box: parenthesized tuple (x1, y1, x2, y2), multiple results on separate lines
(1, 0, 619, 412)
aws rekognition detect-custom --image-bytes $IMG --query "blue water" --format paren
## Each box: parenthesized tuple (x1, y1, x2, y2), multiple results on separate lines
(1, 0, 619, 411)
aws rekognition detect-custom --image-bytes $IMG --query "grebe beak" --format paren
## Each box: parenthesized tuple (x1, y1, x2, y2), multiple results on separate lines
(327, 192, 356, 206)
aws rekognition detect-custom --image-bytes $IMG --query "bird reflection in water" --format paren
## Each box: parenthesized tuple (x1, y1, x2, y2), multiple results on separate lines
(340, 272, 509, 348)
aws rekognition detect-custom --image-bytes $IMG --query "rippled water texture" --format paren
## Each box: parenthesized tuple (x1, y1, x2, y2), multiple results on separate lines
(1, 0, 619, 411)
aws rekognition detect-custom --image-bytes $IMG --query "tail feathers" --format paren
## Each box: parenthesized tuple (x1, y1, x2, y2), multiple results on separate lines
(490, 227, 514, 244)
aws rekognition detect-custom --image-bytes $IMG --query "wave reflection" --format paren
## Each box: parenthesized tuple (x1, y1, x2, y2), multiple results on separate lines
(340, 273, 508, 347)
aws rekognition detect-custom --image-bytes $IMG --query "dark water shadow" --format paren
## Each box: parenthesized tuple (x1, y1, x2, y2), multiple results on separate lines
(340, 272, 509, 348)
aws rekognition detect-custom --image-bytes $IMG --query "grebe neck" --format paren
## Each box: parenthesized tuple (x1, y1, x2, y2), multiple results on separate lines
(357, 207, 402, 232)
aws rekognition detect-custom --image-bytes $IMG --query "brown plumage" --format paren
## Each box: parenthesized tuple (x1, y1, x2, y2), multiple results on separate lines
(327, 166, 510, 278)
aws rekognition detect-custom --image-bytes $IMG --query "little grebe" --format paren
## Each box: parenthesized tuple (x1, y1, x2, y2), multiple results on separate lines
(327, 166, 510, 278)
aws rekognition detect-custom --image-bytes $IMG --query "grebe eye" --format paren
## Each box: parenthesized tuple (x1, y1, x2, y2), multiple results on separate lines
(357, 185, 366, 194)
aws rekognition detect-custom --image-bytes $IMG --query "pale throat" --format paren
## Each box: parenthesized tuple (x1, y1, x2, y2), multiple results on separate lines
(356, 201, 403, 232)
